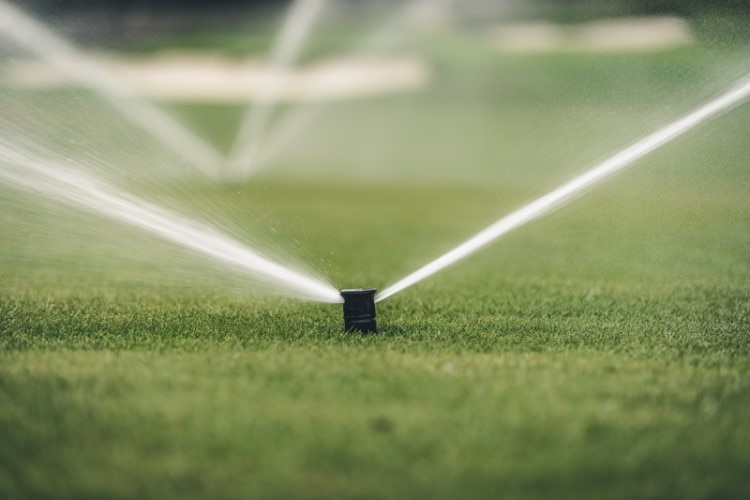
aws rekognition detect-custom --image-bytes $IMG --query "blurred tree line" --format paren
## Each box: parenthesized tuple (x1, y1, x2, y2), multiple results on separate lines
(14, 0, 750, 48)
(18, 0, 750, 16)
(531, 0, 750, 21)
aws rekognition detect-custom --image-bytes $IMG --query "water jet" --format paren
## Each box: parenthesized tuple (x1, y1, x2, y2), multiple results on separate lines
(0, 138, 343, 303)
(377, 76, 750, 302)
(0, 0, 223, 179)
(341, 288, 377, 333)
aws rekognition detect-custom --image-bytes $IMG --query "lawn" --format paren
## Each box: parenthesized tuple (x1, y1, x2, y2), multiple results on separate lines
(1, 29, 749, 499)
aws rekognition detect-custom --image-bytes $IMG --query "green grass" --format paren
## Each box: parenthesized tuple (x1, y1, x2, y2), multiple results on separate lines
(1, 36, 750, 499)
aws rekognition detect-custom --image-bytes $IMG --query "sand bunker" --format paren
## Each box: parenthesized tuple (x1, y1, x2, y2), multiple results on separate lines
(490, 17, 693, 53)
(2, 53, 431, 102)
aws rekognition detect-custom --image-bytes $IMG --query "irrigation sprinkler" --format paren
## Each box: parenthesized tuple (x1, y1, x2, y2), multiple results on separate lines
(341, 288, 377, 333)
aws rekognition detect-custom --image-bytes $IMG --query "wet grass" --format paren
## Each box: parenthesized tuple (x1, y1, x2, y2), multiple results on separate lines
(1, 42, 750, 499)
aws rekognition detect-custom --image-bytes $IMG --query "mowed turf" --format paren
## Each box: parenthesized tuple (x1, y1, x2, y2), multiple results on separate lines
(1, 39, 750, 499)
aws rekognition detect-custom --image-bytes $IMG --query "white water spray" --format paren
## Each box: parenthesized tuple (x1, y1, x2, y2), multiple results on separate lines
(0, 0, 223, 179)
(0, 140, 342, 303)
(377, 77, 750, 302)
(229, 0, 432, 178)
(224, 0, 328, 179)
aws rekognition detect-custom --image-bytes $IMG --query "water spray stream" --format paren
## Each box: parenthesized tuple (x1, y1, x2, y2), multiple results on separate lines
(0, 140, 342, 303)
(232, 0, 432, 178)
(224, 0, 328, 179)
(377, 77, 750, 302)
(0, 0, 224, 179)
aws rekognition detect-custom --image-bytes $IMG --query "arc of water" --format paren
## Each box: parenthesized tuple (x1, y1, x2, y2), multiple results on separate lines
(377, 77, 750, 302)
(0, 1, 224, 179)
(223, 0, 328, 180)
(0, 140, 342, 303)
(229, 0, 432, 179)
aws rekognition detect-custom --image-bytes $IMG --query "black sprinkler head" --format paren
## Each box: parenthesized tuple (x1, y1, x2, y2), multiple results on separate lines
(341, 288, 377, 333)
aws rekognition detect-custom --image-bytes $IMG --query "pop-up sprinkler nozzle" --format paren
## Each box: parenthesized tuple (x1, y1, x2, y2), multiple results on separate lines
(341, 288, 377, 333)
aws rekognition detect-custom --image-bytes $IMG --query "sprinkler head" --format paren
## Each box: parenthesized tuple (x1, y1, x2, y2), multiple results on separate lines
(341, 288, 377, 333)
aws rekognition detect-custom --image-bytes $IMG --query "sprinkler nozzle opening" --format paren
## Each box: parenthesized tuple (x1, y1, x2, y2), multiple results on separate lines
(341, 288, 377, 333)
